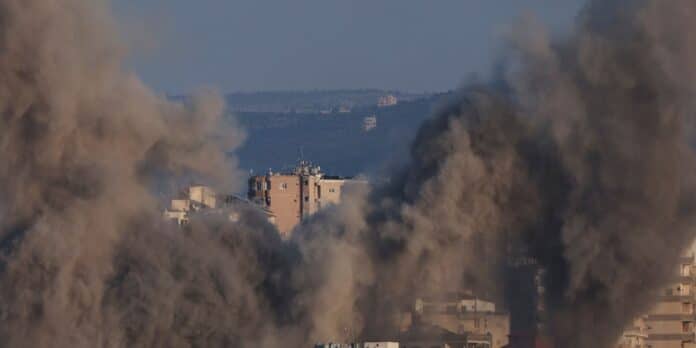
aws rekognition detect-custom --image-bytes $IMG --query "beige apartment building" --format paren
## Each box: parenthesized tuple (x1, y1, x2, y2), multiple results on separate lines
(248, 161, 367, 237)
(164, 185, 219, 225)
(644, 252, 696, 348)
(618, 244, 696, 348)
(617, 316, 649, 348)
(248, 173, 300, 234)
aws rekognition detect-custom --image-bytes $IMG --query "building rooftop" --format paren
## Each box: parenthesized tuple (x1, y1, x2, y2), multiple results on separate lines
(255, 160, 361, 181)
(398, 323, 489, 344)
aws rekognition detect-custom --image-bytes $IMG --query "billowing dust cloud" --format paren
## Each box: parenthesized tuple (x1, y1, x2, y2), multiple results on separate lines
(0, 0, 695, 347)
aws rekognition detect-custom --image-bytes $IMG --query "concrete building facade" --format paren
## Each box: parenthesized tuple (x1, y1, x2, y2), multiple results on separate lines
(363, 343, 399, 348)
(259, 173, 302, 234)
(164, 185, 219, 225)
(412, 296, 509, 348)
(188, 185, 217, 208)
(164, 185, 274, 226)
(248, 161, 366, 237)
(378, 95, 398, 107)
(399, 323, 493, 348)
(617, 244, 696, 348)
(362, 115, 377, 132)
(616, 316, 649, 348)
(643, 253, 696, 348)
(315, 343, 397, 348)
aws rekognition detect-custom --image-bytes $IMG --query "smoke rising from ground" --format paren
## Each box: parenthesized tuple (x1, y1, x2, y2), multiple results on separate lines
(0, 0, 253, 346)
(0, 0, 694, 347)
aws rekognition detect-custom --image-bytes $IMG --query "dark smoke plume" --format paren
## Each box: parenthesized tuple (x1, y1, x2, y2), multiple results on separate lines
(294, 0, 696, 346)
(0, 0, 694, 347)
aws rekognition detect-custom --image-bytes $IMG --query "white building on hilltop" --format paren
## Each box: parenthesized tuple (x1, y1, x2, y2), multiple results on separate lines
(378, 95, 398, 107)
(362, 115, 377, 132)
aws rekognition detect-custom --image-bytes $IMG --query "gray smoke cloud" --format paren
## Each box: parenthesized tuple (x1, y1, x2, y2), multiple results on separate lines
(293, 0, 696, 346)
(0, 0, 260, 346)
(500, 1, 696, 345)
(0, 0, 694, 347)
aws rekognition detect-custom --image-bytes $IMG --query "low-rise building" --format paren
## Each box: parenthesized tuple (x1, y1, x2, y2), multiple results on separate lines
(410, 293, 509, 348)
(315, 344, 362, 348)
(164, 185, 274, 226)
(644, 252, 696, 348)
(364, 342, 399, 348)
(189, 185, 217, 208)
(399, 323, 491, 348)
(378, 95, 398, 107)
(619, 242, 696, 348)
(314, 343, 396, 348)
(362, 115, 377, 132)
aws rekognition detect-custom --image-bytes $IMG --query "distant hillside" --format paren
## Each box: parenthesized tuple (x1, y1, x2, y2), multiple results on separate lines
(224, 89, 429, 113)
(233, 93, 450, 177)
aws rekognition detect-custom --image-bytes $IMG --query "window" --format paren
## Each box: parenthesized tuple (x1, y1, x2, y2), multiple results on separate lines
(684, 303, 693, 314)
(305, 196, 309, 202)
(683, 264, 692, 277)
(683, 321, 693, 333)
(329, 188, 336, 193)
(280, 183, 288, 191)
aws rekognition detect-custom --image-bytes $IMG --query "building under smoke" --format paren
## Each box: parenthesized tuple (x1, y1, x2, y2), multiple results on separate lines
(407, 293, 510, 348)
(615, 243, 696, 348)
(248, 161, 368, 236)
(165, 185, 275, 225)
(1, 0, 696, 347)
(315, 342, 398, 348)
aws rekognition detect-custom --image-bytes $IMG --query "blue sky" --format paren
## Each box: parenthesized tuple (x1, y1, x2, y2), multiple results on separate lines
(113, 0, 585, 94)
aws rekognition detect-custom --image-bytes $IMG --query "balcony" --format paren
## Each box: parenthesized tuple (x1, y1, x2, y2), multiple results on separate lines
(645, 314, 696, 321)
(647, 332, 695, 342)
(660, 295, 695, 302)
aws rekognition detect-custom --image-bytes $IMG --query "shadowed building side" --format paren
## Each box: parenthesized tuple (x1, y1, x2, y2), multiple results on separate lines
(248, 161, 368, 237)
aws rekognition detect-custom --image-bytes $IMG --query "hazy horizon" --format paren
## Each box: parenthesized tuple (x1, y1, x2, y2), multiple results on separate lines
(113, 0, 585, 95)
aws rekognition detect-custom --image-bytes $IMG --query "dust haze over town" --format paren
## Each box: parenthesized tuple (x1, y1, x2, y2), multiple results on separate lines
(0, 0, 695, 348)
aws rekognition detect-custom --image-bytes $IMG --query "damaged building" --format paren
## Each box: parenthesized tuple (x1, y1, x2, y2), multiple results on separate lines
(248, 161, 368, 237)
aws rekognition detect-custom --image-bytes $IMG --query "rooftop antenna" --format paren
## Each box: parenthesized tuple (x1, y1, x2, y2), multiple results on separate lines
(298, 146, 305, 163)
